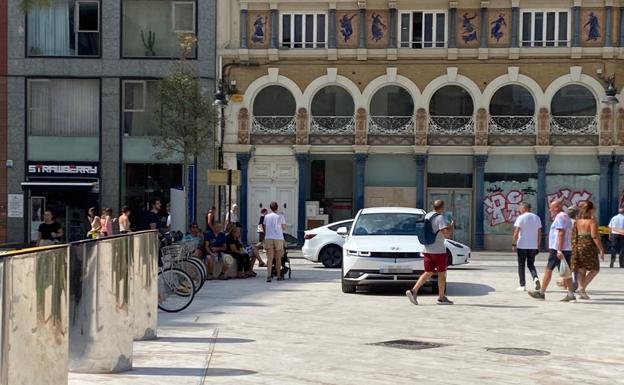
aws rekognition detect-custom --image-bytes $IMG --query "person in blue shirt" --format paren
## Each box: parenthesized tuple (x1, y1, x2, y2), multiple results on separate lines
(204, 222, 229, 280)
(608, 207, 624, 268)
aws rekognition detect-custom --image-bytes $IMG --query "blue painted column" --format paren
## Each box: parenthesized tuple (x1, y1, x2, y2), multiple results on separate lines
(358, 8, 366, 48)
(511, 7, 520, 47)
(605, 6, 613, 47)
(474, 155, 488, 250)
(355, 153, 367, 211)
(572, 6, 581, 47)
(328, 9, 337, 48)
(295, 153, 309, 245)
(599, 155, 612, 226)
(612, 156, 623, 213)
(449, 8, 457, 48)
(389, 8, 398, 48)
(415, 154, 427, 209)
(237, 153, 251, 243)
(240, 9, 248, 48)
(620, 6, 624, 46)
(536, 155, 549, 249)
(270, 9, 278, 49)
(480, 7, 488, 48)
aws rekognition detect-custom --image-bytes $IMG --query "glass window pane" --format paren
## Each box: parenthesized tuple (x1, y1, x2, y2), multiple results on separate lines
(78, 2, 98, 31)
(282, 15, 291, 45)
(435, 13, 445, 46)
(370, 86, 414, 116)
(294, 15, 303, 47)
(424, 13, 433, 47)
(558, 12, 568, 44)
(522, 13, 531, 46)
(413, 12, 423, 48)
(534, 12, 543, 46)
(311, 86, 355, 117)
(124, 82, 144, 110)
(253, 86, 297, 116)
(546, 12, 555, 46)
(173, 2, 195, 32)
(305, 14, 314, 47)
(400, 13, 410, 45)
(489, 85, 535, 116)
(429, 85, 474, 116)
(317, 14, 325, 43)
(551, 85, 597, 116)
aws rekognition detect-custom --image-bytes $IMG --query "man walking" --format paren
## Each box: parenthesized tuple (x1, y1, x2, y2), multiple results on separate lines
(608, 207, 624, 268)
(529, 199, 575, 302)
(406, 199, 454, 305)
(264, 201, 286, 282)
(512, 202, 542, 291)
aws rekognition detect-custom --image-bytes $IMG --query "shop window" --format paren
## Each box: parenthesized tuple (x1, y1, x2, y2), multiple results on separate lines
(399, 11, 446, 48)
(551, 85, 596, 116)
(27, 0, 100, 57)
(122, 80, 160, 136)
(521, 10, 569, 47)
(122, 0, 197, 58)
(281, 13, 327, 48)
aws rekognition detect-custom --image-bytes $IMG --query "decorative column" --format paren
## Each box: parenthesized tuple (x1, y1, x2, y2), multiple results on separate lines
(358, 7, 366, 48)
(449, 7, 457, 48)
(480, 6, 488, 48)
(605, 6, 612, 47)
(354, 108, 367, 146)
(415, 154, 427, 209)
(572, 5, 581, 47)
(236, 153, 251, 243)
(328, 8, 337, 48)
(296, 153, 309, 245)
(611, 156, 623, 215)
(599, 155, 612, 225)
(474, 155, 488, 250)
(537, 107, 550, 146)
(270, 8, 278, 49)
(389, 7, 398, 48)
(240, 9, 248, 48)
(295, 108, 309, 145)
(617, 108, 624, 145)
(415, 108, 427, 146)
(475, 108, 488, 146)
(355, 153, 368, 211)
(600, 107, 614, 146)
(620, 5, 624, 46)
(511, 6, 520, 47)
(536, 155, 549, 249)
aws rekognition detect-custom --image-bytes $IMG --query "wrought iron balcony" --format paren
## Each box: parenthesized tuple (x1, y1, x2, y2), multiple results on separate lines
(310, 116, 355, 135)
(550, 116, 598, 135)
(251, 116, 296, 135)
(368, 116, 414, 136)
(428, 116, 474, 136)
(488, 116, 536, 135)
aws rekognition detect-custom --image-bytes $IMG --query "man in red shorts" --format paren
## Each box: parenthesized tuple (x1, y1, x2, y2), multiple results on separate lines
(406, 199, 455, 305)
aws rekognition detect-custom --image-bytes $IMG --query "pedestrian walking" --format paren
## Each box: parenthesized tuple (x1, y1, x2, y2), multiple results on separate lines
(119, 206, 131, 233)
(406, 199, 455, 305)
(529, 199, 575, 302)
(257, 208, 268, 245)
(608, 207, 624, 268)
(144, 198, 162, 231)
(571, 201, 604, 299)
(264, 201, 286, 282)
(100, 208, 113, 237)
(37, 210, 63, 246)
(511, 202, 542, 291)
(225, 204, 241, 229)
(87, 207, 101, 239)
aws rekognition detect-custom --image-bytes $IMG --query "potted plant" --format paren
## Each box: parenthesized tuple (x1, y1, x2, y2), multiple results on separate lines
(141, 30, 157, 56)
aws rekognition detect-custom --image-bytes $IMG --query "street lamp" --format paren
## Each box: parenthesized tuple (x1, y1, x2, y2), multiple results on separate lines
(602, 75, 619, 106)
(214, 86, 228, 221)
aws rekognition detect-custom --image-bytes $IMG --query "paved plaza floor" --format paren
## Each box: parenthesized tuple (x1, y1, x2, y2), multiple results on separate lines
(70, 252, 624, 385)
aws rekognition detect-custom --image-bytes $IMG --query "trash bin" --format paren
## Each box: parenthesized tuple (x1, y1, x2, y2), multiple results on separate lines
(131, 230, 159, 341)
(69, 236, 133, 373)
(0, 245, 69, 385)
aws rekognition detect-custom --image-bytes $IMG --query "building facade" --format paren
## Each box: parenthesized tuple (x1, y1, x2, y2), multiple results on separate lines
(217, 0, 624, 250)
(4, 0, 217, 244)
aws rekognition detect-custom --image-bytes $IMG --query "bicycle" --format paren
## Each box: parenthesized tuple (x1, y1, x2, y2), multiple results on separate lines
(160, 243, 205, 294)
(157, 265, 195, 312)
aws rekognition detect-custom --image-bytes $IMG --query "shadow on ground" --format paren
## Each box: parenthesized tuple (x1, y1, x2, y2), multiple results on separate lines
(157, 336, 254, 344)
(125, 367, 256, 377)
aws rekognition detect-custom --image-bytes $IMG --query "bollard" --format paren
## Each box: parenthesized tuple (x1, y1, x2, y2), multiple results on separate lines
(69, 236, 133, 373)
(0, 245, 69, 385)
(130, 231, 159, 340)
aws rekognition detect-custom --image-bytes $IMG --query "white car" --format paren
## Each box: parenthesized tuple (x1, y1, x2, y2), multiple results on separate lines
(339, 207, 471, 294)
(302, 220, 354, 268)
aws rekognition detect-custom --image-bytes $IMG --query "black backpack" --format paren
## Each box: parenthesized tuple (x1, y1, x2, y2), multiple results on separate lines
(421, 213, 440, 245)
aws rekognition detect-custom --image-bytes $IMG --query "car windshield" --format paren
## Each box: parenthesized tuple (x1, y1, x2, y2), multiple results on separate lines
(352, 213, 425, 236)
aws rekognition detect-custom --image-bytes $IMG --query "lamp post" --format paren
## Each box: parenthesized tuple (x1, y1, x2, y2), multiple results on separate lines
(214, 86, 228, 222)
(601, 75, 619, 217)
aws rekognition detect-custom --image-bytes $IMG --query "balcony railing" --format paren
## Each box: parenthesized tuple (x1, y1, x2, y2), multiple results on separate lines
(489, 116, 536, 135)
(251, 116, 296, 135)
(368, 116, 414, 136)
(310, 116, 355, 135)
(428, 116, 474, 136)
(550, 116, 598, 135)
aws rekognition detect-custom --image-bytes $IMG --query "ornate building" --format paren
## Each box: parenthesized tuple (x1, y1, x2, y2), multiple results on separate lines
(217, 0, 624, 249)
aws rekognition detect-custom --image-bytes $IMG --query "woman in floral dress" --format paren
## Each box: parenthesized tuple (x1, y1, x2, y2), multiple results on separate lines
(571, 201, 604, 299)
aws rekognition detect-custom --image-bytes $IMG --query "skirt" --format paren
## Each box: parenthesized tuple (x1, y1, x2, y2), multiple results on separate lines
(572, 234, 600, 272)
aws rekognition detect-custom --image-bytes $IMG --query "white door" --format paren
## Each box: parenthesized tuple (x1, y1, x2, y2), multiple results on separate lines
(249, 185, 272, 243)
(276, 185, 297, 237)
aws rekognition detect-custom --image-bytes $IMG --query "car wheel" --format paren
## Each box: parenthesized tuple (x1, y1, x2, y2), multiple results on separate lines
(320, 245, 343, 268)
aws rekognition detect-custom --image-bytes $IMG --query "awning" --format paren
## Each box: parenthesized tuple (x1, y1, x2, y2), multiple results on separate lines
(21, 181, 99, 189)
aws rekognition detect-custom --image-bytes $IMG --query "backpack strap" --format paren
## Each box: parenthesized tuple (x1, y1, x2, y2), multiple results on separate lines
(429, 212, 441, 235)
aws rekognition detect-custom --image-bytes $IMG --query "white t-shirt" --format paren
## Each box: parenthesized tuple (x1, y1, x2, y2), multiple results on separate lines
(513, 212, 542, 250)
(263, 212, 285, 240)
(548, 211, 572, 251)
(608, 214, 624, 233)
(423, 212, 449, 254)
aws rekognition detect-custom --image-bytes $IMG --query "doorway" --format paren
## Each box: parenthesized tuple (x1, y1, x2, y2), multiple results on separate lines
(427, 189, 472, 246)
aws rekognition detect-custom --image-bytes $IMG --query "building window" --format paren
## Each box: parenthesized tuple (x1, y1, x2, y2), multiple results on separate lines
(122, 80, 160, 136)
(122, 0, 197, 58)
(252, 86, 297, 135)
(369, 86, 414, 136)
(399, 11, 446, 48)
(310, 86, 355, 134)
(280, 13, 327, 48)
(27, 0, 100, 57)
(550, 85, 597, 136)
(521, 10, 569, 47)
(429, 85, 474, 136)
(489, 85, 536, 136)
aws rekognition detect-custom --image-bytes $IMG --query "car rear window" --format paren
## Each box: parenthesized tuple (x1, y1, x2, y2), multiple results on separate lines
(328, 221, 353, 232)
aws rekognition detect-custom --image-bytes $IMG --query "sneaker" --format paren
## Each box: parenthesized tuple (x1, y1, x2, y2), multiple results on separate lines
(560, 293, 576, 302)
(528, 291, 545, 300)
(266, 278, 271, 283)
(534, 277, 541, 291)
(578, 292, 590, 300)
(277, 276, 284, 281)
(610, 259, 614, 268)
(436, 296, 454, 305)
(405, 289, 418, 305)
(516, 286, 526, 291)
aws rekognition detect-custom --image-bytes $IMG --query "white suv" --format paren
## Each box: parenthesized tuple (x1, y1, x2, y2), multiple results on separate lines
(339, 207, 471, 293)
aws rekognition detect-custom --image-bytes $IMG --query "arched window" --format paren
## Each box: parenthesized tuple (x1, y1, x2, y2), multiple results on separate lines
(551, 85, 597, 135)
(489, 85, 536, 135)
(310, 86, 355, 134)
(429, 85, 474, 135)
(252, 85, 296, 134)
(369, 85, 414, 135)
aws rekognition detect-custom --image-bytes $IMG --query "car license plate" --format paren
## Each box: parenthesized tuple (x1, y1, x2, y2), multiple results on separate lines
(380, 265, 412, 274)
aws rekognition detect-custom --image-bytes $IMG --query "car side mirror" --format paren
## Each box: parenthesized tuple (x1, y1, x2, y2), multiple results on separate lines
(337, 227, 348, 237)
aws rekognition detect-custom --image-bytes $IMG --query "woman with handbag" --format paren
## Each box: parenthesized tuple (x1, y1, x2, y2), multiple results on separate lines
(571, 201, 604, 299)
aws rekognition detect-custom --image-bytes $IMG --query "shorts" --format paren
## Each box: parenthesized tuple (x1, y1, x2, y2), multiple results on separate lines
(264, 239, 285, 258)
(547, 249, 572, 271)
(423, 253, 447, 273)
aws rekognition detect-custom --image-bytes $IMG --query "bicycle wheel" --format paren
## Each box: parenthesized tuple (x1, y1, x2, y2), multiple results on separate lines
(186, 256, 207, 280)
(158, 268, 195, 313)
(178, 260, 205, 293)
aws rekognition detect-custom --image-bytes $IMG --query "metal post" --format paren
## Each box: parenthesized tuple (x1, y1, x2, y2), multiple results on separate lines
(227, 169, 232, 228)
(536, 155, 549, 249)
(355, 153, 367, 211)
(296, 153, 309, 245)
(599, 155, 612, 225)
(218, 104, 225, 221)
(474, 155, 488, 250)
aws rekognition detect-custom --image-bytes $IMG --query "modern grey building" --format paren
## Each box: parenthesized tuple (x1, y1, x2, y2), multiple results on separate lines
(5, 0, 216, 244)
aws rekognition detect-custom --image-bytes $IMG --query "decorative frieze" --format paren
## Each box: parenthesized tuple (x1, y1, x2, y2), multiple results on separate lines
(296, 108, 309, 145)
(238, 108, 250, 145)
(600, 107, 614, 146)
(355, 108, 367, 146)
(475, 108, 488, 146)
(537, 107, 550, 146)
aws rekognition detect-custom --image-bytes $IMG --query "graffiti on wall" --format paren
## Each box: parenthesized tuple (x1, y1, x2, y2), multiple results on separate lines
(547, 188, 593, 209)
(484, 190, 524, 226)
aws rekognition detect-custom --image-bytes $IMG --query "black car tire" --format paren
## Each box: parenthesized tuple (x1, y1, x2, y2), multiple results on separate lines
(320, 245, 343, 268)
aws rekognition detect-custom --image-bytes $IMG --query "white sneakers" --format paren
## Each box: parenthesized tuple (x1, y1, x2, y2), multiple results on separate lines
(516, 286, 526, 291)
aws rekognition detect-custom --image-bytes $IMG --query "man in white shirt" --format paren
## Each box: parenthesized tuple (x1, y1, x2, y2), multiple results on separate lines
(608, 207, 624, 268)
(263, 201, 286, 282)
(512, 202, 542, 291)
